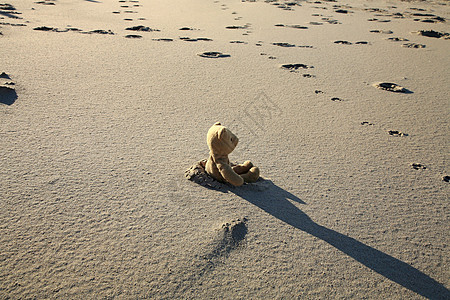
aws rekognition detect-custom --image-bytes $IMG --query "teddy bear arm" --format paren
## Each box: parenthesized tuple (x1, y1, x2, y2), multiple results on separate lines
(216, 162, 244, 186)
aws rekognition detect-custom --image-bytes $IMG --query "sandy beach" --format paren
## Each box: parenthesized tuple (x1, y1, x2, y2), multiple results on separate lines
(1, 0, 449, 298)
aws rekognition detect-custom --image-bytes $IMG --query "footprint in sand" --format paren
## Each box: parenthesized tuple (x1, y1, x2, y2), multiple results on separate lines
(33, 26, 57, 31)
(125, 34, 142, 39)
(272, 42, 296, 47)
(280, 64, 314, 71)
(386, 37, 409, 42)
(335, 9, 352, 14)
(198, 52, 230, 58)
(180, 37, 212, 42)
(361, 121, 375, 126)
(402, 43, 426, 48)
(414, 30, 449, 39)
(226, 25, 249, 29)
(153, 38, 173, 42)
(230, 40, 248, 44)
(0, 72, 17, 106)
(411, 163, 427, 170)
(179, 27, 196, 31)
(388, 130, 408, 137)
(126, 25, 160, 32)
(83, 29, 115, 35)
(196, 217, 248, 275)
(368, 18, 391, 23)
(276, 24, 309, 29)
(373, 82, 412, 93)
(322, 18, 341, 25)
(370, 29, 393, 34)
(334, 40, 352, 45)
(35, 1, 56, 5)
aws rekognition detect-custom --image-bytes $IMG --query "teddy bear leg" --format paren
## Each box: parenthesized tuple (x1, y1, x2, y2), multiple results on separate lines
(232, 160, 253, 175)
(240, 166, 260, 183)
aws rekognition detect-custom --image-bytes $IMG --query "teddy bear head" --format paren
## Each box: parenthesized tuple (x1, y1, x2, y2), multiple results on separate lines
(207, 122, 239, 156)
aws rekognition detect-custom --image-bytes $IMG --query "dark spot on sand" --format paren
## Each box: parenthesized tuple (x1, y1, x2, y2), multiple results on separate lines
(443, 176, 450, 183)
(331, 97, 343, 101)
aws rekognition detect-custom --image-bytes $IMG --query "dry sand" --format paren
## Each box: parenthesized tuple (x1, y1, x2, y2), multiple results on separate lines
(1, 0, 449, 298)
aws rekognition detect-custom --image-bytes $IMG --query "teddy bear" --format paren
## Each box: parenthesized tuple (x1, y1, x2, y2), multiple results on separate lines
(205, 122, 260, 186)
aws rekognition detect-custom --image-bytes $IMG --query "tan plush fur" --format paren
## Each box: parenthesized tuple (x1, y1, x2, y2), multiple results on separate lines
(205, 122, 260, 186)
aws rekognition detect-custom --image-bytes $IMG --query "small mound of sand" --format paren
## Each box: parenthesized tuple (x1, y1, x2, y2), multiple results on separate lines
(185, 159, 228, 189)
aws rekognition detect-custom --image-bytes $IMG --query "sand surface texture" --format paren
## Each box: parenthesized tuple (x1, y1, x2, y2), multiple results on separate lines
(1, 0, 449, 298)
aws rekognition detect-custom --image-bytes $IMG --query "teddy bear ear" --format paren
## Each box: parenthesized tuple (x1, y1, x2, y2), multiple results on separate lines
(214, 122, 221, 126)
(217, 127, 227, 140)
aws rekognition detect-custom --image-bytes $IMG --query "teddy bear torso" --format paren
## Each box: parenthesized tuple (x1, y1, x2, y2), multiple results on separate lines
(205, 154, 230, 183)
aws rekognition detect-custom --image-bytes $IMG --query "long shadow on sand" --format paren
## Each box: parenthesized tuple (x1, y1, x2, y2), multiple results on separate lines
(200, 179, 449, 299)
